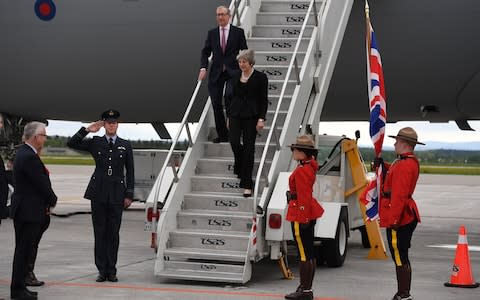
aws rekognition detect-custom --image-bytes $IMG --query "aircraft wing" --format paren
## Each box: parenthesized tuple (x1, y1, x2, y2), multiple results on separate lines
(1, 0, 479, 125)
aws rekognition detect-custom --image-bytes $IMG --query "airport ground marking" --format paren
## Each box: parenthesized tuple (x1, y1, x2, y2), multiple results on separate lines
(427, 244, 480, 251)
(0, 279, 344, 300)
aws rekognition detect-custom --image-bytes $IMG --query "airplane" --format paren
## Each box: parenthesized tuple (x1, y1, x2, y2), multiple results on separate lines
(1, 0, 479, 145)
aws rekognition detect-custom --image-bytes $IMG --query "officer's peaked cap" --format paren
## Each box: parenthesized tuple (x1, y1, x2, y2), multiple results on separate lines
(101, 109, 120, 121)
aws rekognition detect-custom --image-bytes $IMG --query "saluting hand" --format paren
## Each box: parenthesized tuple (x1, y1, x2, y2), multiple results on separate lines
(87, 120, 104, 133)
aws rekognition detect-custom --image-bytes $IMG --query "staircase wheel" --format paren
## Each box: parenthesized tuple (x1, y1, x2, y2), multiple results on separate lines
(324, 210, 348, 267)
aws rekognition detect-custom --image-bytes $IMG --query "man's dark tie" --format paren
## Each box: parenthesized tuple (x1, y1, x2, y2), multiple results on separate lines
(108, 138, 113, 147)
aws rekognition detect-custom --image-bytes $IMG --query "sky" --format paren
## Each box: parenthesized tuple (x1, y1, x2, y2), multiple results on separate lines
(47, 120, 480, 150)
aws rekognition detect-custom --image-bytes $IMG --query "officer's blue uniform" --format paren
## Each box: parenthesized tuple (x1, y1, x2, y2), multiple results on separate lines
(67, 115, 134, 278)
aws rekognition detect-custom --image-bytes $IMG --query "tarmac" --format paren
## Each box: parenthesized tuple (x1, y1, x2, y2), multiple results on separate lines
(0, 165, 479, 300)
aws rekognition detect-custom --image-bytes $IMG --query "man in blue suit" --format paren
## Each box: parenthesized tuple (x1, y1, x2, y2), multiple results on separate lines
(10, 121, 57, 300)
(199, 5, 248, 143)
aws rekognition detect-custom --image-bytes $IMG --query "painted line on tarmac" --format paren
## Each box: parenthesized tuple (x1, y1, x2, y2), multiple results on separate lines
(427, 244, 480, 251)
(0, 279, 344, 300)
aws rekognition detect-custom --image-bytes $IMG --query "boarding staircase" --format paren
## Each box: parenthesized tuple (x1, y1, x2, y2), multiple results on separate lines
(148, 0, 353, 283)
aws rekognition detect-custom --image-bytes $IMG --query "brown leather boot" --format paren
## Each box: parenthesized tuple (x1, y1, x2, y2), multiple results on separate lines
(392, 265, 412, 300)
(285, 261, 314, 300)
(25, 271, 45, 287)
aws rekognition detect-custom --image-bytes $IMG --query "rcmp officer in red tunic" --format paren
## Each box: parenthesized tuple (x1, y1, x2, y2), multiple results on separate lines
(285, 135, 324, 300)
(67, 110, 134, 283)
(375, 127, 424, 300)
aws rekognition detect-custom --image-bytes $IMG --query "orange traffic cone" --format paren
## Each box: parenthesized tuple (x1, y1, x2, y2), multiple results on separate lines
(444, 225, 479, 288)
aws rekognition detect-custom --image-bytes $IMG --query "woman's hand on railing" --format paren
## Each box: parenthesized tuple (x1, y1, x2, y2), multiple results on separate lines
(256, 119, 265, 132)
(198, 69, 207, 81)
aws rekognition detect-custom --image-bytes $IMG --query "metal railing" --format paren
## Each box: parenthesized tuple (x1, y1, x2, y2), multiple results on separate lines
(252, 0, 321, 214)
(151, 80, 202, 224)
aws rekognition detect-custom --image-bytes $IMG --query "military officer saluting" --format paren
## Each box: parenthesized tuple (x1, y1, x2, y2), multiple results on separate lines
(67, 109, 134, 283)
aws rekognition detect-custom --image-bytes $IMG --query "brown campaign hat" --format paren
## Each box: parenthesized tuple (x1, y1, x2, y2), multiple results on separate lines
(288, 135, 317, 150)
(388, 127, 425, 145)
(101, 109, 120, 121)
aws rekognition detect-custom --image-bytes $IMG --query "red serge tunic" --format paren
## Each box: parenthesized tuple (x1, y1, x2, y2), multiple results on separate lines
(286, 159, 324, 223)
(380, 153, 422, 228)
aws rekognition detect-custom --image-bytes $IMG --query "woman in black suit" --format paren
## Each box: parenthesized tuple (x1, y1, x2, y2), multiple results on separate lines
(226, 49, 268, 197)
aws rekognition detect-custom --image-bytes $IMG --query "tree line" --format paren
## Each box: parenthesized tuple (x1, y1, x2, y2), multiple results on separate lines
(43, 135, 480, 165)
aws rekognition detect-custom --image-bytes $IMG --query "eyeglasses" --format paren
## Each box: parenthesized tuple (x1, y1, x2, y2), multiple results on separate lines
(37, 134, 48, 137)
(216, 13, 228, 16)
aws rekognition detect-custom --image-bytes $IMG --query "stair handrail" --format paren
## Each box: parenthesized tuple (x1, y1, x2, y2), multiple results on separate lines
(231, 0, 252, 27)
(151, 80, 202, 226)
(253, 0, 321, 214)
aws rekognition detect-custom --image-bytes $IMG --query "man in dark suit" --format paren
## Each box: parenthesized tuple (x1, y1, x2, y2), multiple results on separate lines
(199, 5, 248, 143)
(0, 114, 8, 225)
(67, 110, 134, 283)
(10, 121, 57, 300)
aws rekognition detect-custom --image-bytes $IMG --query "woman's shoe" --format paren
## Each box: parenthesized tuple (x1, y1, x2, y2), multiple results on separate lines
(243, 189, 252, 197)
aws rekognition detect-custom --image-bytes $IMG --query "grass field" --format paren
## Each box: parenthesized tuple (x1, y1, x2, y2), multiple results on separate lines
(40, 155, 480, 176)
(41, 156, 94, 166)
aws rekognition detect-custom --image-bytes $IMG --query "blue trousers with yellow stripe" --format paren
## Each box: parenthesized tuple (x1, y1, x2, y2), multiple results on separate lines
(386, 221, 417, 266)
(291, 221, 316, 262)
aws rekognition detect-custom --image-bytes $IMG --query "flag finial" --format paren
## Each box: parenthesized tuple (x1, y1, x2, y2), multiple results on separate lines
(365, 0, 370, 18)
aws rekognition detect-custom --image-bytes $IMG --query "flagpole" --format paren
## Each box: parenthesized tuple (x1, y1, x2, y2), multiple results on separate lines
(361, 0, 388, 260)
(365, 0, 372, 111)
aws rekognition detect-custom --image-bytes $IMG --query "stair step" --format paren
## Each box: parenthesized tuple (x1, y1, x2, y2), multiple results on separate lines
(252, 25, 314, 37)
(256, 65, 301, 80)
(196, 157, 272, 176)
(255, 51, 306, 66)
(183, 192, 254, 212)
(260, 1, 312, 13)
(256, 12, 316, 25)
(269, 94, 293, 110)
(190, 175, 266, 194)
(269, 79, 297, 94)
(247, 37, 310, 52)
(177, 209, 253, 232)
(165, 260, 244, 274)
(169, 229, 249, 251)
(164, 247, 247, 262)
(157, 268, 244, 283)
(203, 142, 276, 159)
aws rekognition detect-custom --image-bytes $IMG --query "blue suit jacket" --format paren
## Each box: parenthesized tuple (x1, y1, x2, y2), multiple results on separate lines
(200, 24, 248, 83)
(67, 127, 134, 202)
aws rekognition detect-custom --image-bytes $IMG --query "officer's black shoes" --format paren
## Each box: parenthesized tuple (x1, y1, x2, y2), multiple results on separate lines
(10, 289, 37, 300)
(107, 274, 118, 282)
(392, 294, 413, 300)
(96, 273, 118, 282)
(284, 290, 313, 300)
(95, 273, 107, 282)
(25, 272, 44, 286)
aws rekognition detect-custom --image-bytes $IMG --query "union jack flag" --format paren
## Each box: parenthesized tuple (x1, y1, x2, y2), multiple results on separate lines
(361, 4, 386, 221)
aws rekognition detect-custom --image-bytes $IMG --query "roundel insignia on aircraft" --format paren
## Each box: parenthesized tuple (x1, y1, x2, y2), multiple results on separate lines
(34, 0, 56, 21)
